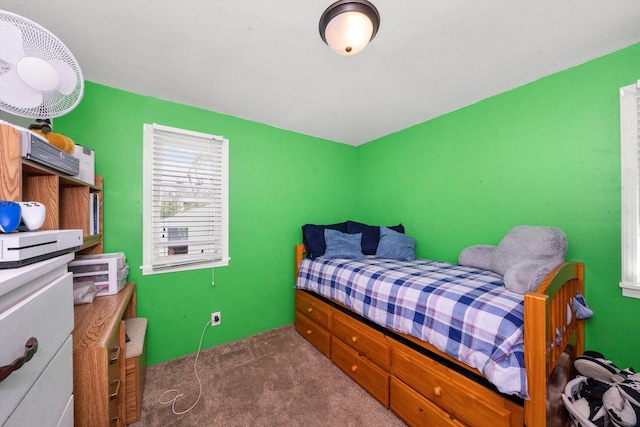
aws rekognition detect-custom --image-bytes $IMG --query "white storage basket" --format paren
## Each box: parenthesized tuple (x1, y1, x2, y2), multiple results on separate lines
(561, 377, 598, 427)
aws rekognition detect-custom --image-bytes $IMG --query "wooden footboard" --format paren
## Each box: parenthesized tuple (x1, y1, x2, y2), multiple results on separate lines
(293, 244, 585, 426)
(524, 262, 584, 427)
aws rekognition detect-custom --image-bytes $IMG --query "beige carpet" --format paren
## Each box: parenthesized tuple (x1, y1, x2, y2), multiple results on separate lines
(130, 324, 406, 427)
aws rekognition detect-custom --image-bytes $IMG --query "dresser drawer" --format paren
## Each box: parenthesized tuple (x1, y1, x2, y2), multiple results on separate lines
(107, 322, 124, 384)
(391, 376, 466, 427)
(295, 311, 331, 357)
(391, 343, 511, 427)
(332, 310, 390, 369)
(0, 272, 73, 423)
(331, 336, 389, 407)
(5, 337, 73, 427)
(295, 290, 331, 330)
(108, 321, 126, 422)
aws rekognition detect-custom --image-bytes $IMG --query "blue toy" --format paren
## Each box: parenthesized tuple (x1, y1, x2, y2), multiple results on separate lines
(0, 201, 21, 233)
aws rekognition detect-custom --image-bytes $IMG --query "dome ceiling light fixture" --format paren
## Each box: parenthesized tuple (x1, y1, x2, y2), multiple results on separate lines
(319, 0, 380, 56)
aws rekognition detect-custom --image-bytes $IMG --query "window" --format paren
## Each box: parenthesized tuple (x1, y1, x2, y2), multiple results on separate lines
(620, 82, 640, 298)
(142, 123, 229, 275)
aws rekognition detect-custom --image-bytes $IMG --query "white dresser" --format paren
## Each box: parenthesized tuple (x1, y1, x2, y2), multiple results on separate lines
(0, 253, 75, 427)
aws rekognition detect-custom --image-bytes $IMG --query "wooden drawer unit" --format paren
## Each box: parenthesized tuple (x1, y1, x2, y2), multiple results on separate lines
(295, 311, 331, 357)
(73, 282, 136, 427)
(331, 336, 389, 407)
(295, 290, 331, 330)
(391, 376, 466, 427)
(391, 342, 513, 427)
(332, 309, 390, 369)
(74, 318, 126, 426)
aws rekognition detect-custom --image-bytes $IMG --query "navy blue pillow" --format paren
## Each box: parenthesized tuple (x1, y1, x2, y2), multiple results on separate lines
(346, 221, 405, 255)
(375, 227, 416, 261)
(302, 222, 349, 258)
(323, 229, 365, 259)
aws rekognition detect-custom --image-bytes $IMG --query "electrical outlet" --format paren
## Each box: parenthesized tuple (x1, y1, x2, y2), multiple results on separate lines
(211, 311, 221, 326)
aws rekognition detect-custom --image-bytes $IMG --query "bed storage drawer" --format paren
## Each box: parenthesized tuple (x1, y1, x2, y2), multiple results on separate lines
(390, 376, 466, 427)
(295, 311, 331, 357)
(391, 342, 511, 427)
(331, 336, 389, 407)
(295, 290, 331, 330)
(332, 309, 390, 369)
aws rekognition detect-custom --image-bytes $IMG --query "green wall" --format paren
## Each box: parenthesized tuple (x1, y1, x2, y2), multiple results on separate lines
(56, 84, 358, 364)
(356, 42, 640, 370)
(56, 41, 640, 369)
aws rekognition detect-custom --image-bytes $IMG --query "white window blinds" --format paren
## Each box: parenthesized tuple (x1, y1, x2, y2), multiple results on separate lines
(142, 123, 229, 275)
(620, 82, 640, 298)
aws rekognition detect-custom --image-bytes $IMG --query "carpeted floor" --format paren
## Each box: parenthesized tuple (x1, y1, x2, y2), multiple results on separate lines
(130, 324, 406, 427)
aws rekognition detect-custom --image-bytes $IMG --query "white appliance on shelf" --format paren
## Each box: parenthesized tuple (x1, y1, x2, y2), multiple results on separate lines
(0, 230, 82, 269)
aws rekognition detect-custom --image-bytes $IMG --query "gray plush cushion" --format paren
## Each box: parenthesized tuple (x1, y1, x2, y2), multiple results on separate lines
(323, 229, 365, 259)
(490, 225, 567, 294)
(503, 261, 556, 295)
(490, 225, 566, 275)
(458, 244, 496, 271)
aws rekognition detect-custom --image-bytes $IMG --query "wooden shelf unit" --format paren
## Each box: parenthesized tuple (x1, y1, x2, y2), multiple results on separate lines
(0, 124, 103, 254)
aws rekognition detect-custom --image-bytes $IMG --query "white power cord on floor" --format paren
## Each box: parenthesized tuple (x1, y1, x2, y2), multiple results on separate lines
(158, 320, 210, 415)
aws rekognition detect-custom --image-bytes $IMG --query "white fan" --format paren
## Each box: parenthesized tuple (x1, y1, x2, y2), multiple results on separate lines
(0, 10, 83, 119)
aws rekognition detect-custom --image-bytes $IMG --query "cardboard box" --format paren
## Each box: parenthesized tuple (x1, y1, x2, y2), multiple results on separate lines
(73, 144, 95, 185)
(69, 252, 128, 296)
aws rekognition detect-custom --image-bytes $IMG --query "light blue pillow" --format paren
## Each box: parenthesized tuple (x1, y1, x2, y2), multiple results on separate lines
(375, 226, 416, 261)
(323, 229, 365, 259)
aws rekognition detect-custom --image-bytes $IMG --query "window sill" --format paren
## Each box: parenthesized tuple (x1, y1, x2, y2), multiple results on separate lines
(620, 282, 640, 299)
(140, 259, 229, 276)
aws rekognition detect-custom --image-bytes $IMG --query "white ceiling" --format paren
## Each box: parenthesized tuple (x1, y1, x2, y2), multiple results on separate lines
(3, 1, 640, 146)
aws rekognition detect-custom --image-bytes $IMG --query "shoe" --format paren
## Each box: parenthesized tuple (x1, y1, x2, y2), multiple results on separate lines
(571, 396, 609, 427)
(563, 377, 611, 427)
(603, 385, 638, 427)
(617, 369, 639, 383)
(619, 378, 640, 409)
(575, 351, 630, 383)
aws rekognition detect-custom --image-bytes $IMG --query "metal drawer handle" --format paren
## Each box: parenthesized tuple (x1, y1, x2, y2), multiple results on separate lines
(351, 365, 358, 373)
(0, 337, 38, 383)
(109, 379, 121, 400)
(109, 346, 121, 364)
(433, 386, 442, 397)
(351, 336, 358, 343)
(307, 307, 313, 313)
(110, 416, 121, 427)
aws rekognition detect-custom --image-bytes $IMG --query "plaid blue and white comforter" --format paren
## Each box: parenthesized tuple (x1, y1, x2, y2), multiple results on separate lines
(295, 256, 528, 399)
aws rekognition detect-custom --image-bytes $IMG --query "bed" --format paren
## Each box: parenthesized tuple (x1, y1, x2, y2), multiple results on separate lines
(293, 224, 585, 427)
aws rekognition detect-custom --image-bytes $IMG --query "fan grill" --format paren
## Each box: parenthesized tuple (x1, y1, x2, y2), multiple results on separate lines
(0, 10, 83, 119)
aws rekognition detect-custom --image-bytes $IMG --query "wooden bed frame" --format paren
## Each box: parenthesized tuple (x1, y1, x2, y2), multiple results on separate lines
(293, 244, 584, 427)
